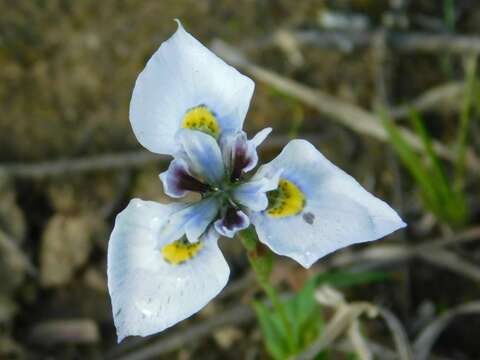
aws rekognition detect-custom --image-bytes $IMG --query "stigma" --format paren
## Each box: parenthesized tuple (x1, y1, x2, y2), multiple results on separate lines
(267, 179, 305, 217)
(181, 105, 220, 138)
(161, 239, 204, 265)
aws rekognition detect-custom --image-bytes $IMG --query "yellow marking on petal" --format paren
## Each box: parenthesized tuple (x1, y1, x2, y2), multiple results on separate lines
(161, 240, 204, 265)
(181, 106, 220, 138)
(267, 179, 305, 218)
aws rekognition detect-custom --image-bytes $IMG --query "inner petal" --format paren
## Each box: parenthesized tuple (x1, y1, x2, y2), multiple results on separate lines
(161, 238, 204, 265)
(176, 129, 225, 185)
(267, 178, 305, 217)
(160, 158, 211, 198)
(231, 135, 251, 181)
(219, 131, 258, 181)
(214, 207, 250, 238)
(158, 198, 220, 246)
(232, 168, 281, 212)
(181, 105, 221, 138)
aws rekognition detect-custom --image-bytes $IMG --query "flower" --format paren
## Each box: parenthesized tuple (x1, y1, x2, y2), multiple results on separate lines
(107, 20, 406, 342)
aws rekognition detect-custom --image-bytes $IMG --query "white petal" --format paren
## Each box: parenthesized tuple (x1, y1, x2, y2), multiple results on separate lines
(129, 21, 255, 155)
(219, 127, 273, 180)
(251, 127, 272, 147)
(177, 129, 225, 185)
(108, 199, 229, 341)
(250, 140, 406, 268)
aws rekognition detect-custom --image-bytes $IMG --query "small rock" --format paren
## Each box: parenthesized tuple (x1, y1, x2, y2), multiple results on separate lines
(40, 214, 94, 287)
(29, 318, 100, 345)
(83, 267, 107, 293)
(213, 326, 243, 349)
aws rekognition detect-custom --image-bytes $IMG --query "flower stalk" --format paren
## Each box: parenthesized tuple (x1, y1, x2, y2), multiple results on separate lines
(238, 227, 296, 351)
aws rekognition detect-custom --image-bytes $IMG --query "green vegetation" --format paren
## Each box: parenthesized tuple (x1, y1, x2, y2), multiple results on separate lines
(381, 59, 477, 227)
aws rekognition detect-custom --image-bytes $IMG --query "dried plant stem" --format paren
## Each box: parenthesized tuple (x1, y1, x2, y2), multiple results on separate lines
(0, 134, 327, 179)
(212, 40, 480, 173)
(109, 304, 254, 360)
(242, 30, 480, 55)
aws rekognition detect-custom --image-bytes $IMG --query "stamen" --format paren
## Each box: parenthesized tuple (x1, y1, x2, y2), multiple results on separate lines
(181, 105, 221, 138)
(266, 178, 305, 217)
(161, 239, 204, 265)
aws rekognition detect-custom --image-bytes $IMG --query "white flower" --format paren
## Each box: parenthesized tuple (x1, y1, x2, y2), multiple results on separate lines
(108, 21, 406, 342)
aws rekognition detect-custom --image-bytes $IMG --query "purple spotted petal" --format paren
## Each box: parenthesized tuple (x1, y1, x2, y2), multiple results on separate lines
(214, 207, 250, 238)
(160, 158, 211, 198)
(220, 128, 272, 181)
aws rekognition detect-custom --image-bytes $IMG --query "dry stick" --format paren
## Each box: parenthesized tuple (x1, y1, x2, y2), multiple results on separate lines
(242, 30, 480, 55)
(323, 226, 480, 282)
(109, 304, 254, 360)
(211, 40, 480, 173)
(333, 339, 453, 360)
(414, 301, 480, 360)
(0, 151, 162, 179)
(390, 82, 464, 119)
(326, 226, 480, 266)
(418, 249, 480, 282)
(0, 134, 328, 179)
(294, 298, 412, 360)
(376, 306, 413, 360)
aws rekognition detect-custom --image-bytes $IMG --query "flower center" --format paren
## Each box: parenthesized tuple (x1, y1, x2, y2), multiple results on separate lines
(267, 178, 305, 217)
(181, 105, 220, 138)
(161, 239, 204, 265)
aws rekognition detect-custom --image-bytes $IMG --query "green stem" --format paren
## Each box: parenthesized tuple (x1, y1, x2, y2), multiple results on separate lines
(238, 227, 296, 352)
(455, 55, 477, 192)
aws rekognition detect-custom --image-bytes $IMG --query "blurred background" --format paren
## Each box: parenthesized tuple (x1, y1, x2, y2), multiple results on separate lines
(1, 0, 480, 359)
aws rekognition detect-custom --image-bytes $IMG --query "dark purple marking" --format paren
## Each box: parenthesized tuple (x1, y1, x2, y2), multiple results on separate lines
(173, 167, 211, 193)
(231, 137, 254, 181)
(222, 207, 248, 230)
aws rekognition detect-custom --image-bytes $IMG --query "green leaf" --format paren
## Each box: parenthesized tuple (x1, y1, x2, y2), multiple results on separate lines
(284, 279, 323, 350)
(254, 279, 324, 358)
(408, 109, 452, 207)
(254, 271, 389, 359)
(253, 300, 290, 360)
(455, 56, 477, 191)
(380, 110, 441, 213)
(380, 107, 469, 227)
(312, 270, 390, 288)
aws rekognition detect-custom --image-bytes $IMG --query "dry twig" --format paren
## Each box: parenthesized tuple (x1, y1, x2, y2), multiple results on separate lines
(242, 30, 480, 55)
(109, 304, 254, 360)
(212, 40, 480, 173)
(294, 285, 412, 360)
(0, 134, 328, 179)
(414, 301, 480, 360)
(29, 319, 100, 345)
(322, 226, 480, 282)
